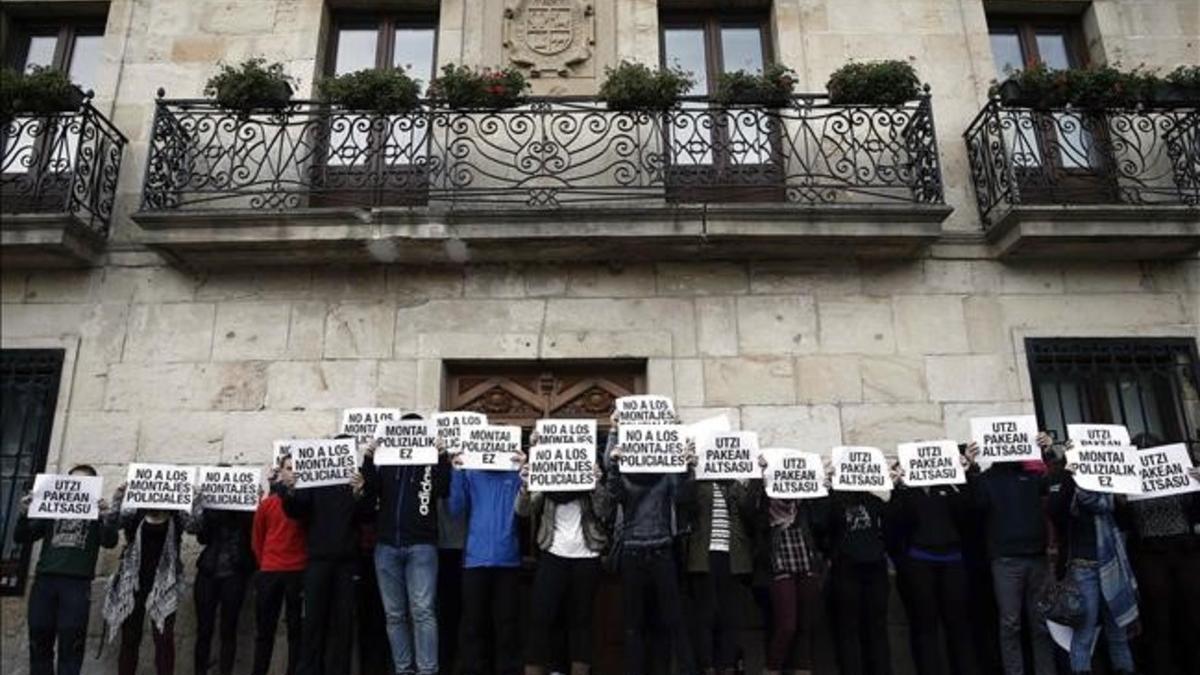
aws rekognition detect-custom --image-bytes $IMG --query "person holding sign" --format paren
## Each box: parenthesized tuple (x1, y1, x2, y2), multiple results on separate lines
(965, 432, 1058, 675)
(683, 475, 758, 674)
(888, 447, 980, 675)
(760, 487, 823, 675)
(1122, 433, 1200, 675)
(1048, 471, 1138, 675)
(811, 480, 891, 675)
(448, 430, 524, 675)
(102, 482, 195, 675)
(250, 462, 307, 675)
(280, 435, 372, 675)
(515, 428, 610, 675)
(360, 413, 453, 675)
(187, 466, 258, 675)
(14, 465, 120, 675)
(605, 411, 698, 675)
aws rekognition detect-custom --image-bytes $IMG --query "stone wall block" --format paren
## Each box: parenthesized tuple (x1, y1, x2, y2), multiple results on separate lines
(926, 354, 1020, 402)
(796, 355, 863, 403)
(696, 297, 738, 357)
(741, 404, 842, 450)
(212, 302, 291, 360)
(656, 262, 748, 295)
(138, 411, 225, 463)
(703, 357, 796, 406)
(324, 303, 395, 359)
(540, 331, 672, 358)
(266, 360, 378, 411)
(861, 355, 928, 403)
(736, 296, 818, 355)
(544, 298, 696, 356)
(123, 303, 215, 363)
(840, 403, 945, 453)
(818, 298, 896, 354)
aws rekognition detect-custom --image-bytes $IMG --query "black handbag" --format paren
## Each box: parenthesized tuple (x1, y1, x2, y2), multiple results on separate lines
(1037, 492, 1086, 627)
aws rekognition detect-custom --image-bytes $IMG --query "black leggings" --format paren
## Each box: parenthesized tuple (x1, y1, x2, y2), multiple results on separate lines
(620, 546, 695, 675)
(526, 553, 600, 667)
(903, 558, 979, 675)
(687, 551, 742, 669)
(830, 559, 891, 675)
(251, 570, 303, 675)
(193, 571, 248, 675)
(461, 566, 522, 675)
(118, 593, 175, 675)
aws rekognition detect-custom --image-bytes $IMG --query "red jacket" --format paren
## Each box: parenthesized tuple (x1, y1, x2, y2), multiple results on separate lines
(253, 493, 307, 572)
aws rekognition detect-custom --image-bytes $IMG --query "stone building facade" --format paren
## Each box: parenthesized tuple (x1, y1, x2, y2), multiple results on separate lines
(1, 0, 1197, 673)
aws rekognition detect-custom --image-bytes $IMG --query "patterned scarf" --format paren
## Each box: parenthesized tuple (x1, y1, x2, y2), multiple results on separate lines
(102, 517, 183, 640)
(1094, 496, 1139, 629)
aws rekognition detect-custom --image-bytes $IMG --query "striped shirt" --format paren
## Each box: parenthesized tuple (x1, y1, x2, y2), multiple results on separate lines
(709, 484, 731, 552)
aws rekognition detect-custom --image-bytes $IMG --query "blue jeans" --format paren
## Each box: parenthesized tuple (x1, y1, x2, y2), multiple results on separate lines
(375, 543, 439, 675)
(1069, 562, 1134, 673)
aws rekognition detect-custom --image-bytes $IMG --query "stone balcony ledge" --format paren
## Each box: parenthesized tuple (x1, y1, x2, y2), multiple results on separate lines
(985, 204, 1200, 259)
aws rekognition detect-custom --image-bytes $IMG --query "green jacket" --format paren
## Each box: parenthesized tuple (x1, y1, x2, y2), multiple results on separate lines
(686, 481, 757, 575)
(515, 487, 613, 554)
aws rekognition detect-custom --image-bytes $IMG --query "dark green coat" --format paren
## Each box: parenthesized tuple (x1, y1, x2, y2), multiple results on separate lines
(685, 480, 756, 575)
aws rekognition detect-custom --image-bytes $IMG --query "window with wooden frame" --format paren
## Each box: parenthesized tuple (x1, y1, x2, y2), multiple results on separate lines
(313, 12, 438, 206)
(2, 18, 105, 211)
(986, 14, 1118, 203)
(659, 10, 784, 202)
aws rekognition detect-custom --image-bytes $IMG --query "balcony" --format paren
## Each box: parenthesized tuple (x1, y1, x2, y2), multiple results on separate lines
(1, 102, 127, 267)
(965, 100, 1200, 259)
(132, 94, 950, 268)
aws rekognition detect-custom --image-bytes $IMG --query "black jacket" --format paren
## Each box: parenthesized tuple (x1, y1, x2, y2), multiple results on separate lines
(969, 464, 1052, 559)
(190, 509, 255, 577)
(888, 484, 971, 555)
(813, 491, 888, 565)
(282, 484, 370, 561)
(361, 453, 451, 548)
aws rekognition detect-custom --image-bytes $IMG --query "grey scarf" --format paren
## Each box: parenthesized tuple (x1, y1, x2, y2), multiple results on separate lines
(102, 517, 183, 639)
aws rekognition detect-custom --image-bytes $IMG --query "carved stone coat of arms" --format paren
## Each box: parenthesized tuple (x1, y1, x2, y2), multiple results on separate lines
(504, 0, 594, 76)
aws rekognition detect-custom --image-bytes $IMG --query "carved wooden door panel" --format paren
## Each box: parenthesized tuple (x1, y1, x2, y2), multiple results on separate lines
(442, 360, 644, 675)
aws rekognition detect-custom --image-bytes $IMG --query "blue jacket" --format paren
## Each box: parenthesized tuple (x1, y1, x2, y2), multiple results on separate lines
(448, 468, 522, 568)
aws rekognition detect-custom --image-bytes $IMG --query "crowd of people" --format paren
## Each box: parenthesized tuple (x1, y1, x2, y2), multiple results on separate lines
(14, 412, 1200, 675)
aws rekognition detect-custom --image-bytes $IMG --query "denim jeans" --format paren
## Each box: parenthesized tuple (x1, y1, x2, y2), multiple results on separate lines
(375, 542, 439, 675)
(991, 556, 1056, 675)
(1069, 562, 1135, 673)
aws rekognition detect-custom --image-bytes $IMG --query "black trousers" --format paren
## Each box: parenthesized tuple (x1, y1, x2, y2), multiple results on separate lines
(687, 551, 741, 669)
(193, 571, 249, 675)
(27, 575, 91, 675)
(620, 546, 695, 675)
(830, 560, 891, 675)
(461, 566, 522, 675)
(297, 559, 355, 675)
(439, 548, 464, 674)
(903, 558, 979, 675)
(1134, 547, 1200, 675)
(251, 570, 304, 675)
(526, 553, 600, 667)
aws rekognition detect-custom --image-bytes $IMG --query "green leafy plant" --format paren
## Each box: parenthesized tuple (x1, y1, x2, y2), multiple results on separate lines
(1165, 65, 1200, 90)
(319, 68, 422, 112)
(714, 63, 797, 106)
(1156, 65, 1200, 104)
(991, 63, 1160, 109)
(826, 60, 921, 105)
(0, 66, 85, 120)
(427, 64, 528, 109)
(204, 58, 295, 112)
(598, 61, 695, 111)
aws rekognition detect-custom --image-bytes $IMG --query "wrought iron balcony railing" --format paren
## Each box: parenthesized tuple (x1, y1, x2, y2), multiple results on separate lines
(140, 93, 944, 212)
(1, 102, 127, 237)
(964, 100, 1199, 226)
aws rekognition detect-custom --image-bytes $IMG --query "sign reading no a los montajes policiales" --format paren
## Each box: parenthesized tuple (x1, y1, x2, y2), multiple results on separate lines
(617, 424, 687, 474)
(124, 463, 197, 511)
(614, 395, 676, 425)
(196, 466, 261, 511)
(28, 474, 104, 520)
(340, 408, 400, 447)
(434, 411, 488, 452)
(970, 415, 1040, 464)
(273, 439, 358, 488)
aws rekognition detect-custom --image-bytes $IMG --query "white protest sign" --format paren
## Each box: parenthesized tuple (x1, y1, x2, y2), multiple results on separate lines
(617, 424, 687, 473)
(762, 449, 827, 499)
(527, 444, 596, 492)
(696, 431, 760, 481)
(340, 408, 401, 446)
(1127, 444, 1200, 501)
(1065, 446, 1141, 495)
(896, 440, 965, 487)
(1067, 424, 1131, 450)
(28, 474, 103, 520)
(614, 395, 676, 425)
(434, 412, 488, 453)
(535, 419, 597, 447)
(684, 415, 732, 443)
(970, 415, 1040, 464)
(273, 439, 357, 488)
(124, 463, 197, 511)
(459, 425, 522, 471)
(196, 466, 261, 511)
(374, 420, 438, 466)
(832, 446, 893, 492)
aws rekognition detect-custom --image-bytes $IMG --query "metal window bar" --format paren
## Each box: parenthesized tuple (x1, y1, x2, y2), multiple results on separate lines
(1026, 338, 1200, 457)
(0, 349, 64, 596)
